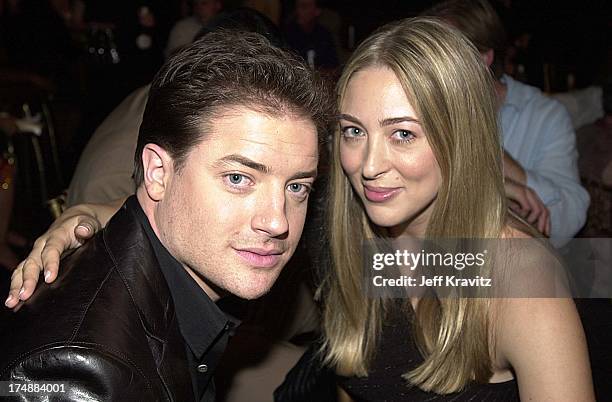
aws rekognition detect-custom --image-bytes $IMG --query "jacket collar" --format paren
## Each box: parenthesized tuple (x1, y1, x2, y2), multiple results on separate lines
(102, 200, 176, 342)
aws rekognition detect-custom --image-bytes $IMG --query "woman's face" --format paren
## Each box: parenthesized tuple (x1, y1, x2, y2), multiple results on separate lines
(339, 66, 442, 237)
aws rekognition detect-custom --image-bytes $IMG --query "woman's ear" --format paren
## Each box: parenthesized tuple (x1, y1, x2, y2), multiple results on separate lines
(141, 143, 174, 201)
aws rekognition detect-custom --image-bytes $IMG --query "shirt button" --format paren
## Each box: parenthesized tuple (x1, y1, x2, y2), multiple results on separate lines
(197, 364, 208, 373)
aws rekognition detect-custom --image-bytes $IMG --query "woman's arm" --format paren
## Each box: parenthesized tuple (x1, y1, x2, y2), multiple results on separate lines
(496, 297, 594, 401)
(4, 198, 125, 308)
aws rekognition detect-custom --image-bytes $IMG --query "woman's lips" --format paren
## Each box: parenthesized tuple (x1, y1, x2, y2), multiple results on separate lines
(363, 185, 402, 203)
(234, 249, 282, 268)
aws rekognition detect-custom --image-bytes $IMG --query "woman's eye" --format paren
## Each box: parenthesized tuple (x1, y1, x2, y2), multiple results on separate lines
(341, 126, 365, 137)
(391, 129, 415, 142)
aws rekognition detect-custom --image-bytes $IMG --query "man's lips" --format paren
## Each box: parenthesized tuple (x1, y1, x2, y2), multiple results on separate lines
(234, 247, 284, 268)
(363, 185, 402, 203)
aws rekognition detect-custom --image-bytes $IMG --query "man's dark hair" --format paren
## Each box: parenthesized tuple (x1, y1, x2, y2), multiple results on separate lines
(134, 30, 332, 184)
(423, 0, 507, 79)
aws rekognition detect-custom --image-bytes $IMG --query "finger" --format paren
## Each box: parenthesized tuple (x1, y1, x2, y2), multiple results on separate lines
(509, 196, 529, 217)
(525, 191, 541, 224)
(509, 204, 529, 220)
(74, 224, 92, 242)
(40, 249, 61, 284)
(26, 237, 48, 270)
(75, 216, 100, 242)
(526, 205, 540, 224)
(20, 258, 42, 300)
(5, 262, 25, 308)
(514, 191, 531, 217)
(524, 195, 539, 223)
(508, 201, 522, 213)
(543, 209, 551, 237)
(41, 236, 70, 283)
(536, 209, 546, 234)
(504, 181, 529, 214)
(537, 205, 549, 235)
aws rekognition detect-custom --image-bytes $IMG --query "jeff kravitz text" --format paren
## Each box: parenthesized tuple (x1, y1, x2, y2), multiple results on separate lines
(372, 275, 492, 287)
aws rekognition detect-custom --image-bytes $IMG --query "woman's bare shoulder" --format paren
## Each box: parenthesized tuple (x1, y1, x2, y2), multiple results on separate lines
(489, 226, 593, 399)
(490, 296, 593, 400)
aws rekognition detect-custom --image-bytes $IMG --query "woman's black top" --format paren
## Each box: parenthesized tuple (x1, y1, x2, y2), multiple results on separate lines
(339, 305, 519, 402)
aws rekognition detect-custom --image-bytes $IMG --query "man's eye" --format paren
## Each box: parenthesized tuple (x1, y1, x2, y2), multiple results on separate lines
(287, 183, 310, 194)
(229, 174, 244, 184)
(226, 174, 252, 187)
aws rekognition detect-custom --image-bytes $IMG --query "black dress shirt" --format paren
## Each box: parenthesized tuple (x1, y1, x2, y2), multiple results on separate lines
(128, 196, 239, 402)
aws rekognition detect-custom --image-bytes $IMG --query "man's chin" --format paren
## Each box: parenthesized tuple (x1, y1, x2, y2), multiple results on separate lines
(224, 271, 280, 300)
(229, 283, 275, 300)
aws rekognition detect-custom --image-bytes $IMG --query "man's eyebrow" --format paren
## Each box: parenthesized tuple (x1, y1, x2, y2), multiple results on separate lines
(289, 169, 318, 181)
(215, 154, 271, 174)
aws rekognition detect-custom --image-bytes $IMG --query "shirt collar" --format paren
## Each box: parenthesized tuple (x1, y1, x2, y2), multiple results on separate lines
(126, 196, 239, 359)
(500, 74, 529, 111)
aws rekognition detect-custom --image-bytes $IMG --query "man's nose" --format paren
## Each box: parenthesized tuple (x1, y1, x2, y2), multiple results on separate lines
(251, 190, 289, 238)
(362, 136, 390, 180)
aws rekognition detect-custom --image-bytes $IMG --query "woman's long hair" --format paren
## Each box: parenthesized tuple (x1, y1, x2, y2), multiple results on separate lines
(322, 17, 507, 393)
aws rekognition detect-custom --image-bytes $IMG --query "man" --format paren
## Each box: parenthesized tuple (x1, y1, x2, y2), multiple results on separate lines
(425, 0, 590, 246)
(284, 0, 339, 70)
(66, 8, 285, 207)
(0, 30, 330, 401)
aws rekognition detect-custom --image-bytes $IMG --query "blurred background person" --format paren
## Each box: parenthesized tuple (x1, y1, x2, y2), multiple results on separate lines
(0, 113, 19, 270)
(165, 0, 223, 57)
(284, 0, 338, 71)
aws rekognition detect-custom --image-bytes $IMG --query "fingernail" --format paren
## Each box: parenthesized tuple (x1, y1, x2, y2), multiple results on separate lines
(4, 295, 12, 306)
(44, 270, 51, 283)
(78, 224, 91, 233)
(18, 288, 24, 298)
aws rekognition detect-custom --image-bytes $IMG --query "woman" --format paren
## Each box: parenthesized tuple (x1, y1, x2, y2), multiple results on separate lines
(318, 17, 593, 401)
(6, 18, 594, 401)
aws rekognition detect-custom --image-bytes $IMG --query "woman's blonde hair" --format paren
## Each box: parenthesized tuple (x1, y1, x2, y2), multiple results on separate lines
(322, 17, 507, 393)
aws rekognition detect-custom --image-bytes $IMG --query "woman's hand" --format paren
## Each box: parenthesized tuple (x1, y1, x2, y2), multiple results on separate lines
(4, 199, 124, 308)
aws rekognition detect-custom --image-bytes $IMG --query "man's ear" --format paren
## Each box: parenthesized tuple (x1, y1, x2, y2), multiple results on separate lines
(481, 49, 495, 68)
(141, 144, 174, 201)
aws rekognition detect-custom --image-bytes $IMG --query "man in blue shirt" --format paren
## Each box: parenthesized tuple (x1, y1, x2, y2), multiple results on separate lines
(426, 0, 589, 246)
(499, 73, 589, 245)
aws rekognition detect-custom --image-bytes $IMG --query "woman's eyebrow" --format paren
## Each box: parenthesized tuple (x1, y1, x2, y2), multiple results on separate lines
(337, 113, 362, 125)
(379, 116, 421, 126)
(338, 114, 421, 127)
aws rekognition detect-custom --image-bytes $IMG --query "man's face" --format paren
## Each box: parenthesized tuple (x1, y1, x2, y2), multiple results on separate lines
(155, 107, 318, 300)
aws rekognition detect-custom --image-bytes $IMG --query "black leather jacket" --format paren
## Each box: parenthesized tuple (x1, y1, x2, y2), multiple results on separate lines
(0, 203, 195, 401)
